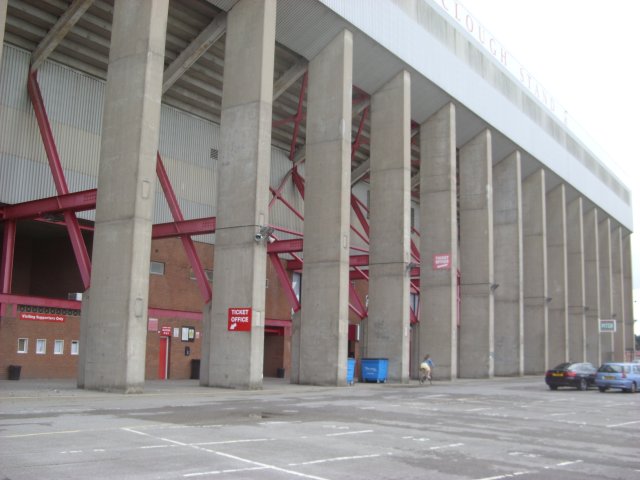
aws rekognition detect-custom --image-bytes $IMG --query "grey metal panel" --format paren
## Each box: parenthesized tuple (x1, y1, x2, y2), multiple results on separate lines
(276, 0, 349, 61)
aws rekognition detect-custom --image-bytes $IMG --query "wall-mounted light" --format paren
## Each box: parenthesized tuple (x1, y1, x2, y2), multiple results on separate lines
(255, 225, 275, 243)
(406, 262, 418, 273)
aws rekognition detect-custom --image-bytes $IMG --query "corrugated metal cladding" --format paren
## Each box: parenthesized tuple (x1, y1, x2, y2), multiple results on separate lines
(1, 45, 312, 246)
(0, 46, 219, 234)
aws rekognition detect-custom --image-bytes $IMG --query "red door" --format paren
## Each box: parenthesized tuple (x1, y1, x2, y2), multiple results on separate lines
(158, 337, 170, 380)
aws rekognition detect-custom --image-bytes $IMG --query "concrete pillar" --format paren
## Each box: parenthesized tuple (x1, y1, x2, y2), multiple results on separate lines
(493, 151, 523, 376)
(201, 0, 276, 389)
(299, 30, 353, 386)
(546, 185, 569, 367)
(367, 70, 411, 383)
(79, 0, 168, 392)
(583, 208, 601, 365)
(598, 217, 614, 362)
(459, 129, 494, 378)
(611, 225, 625, 361)
(567, 197, 586, 362)
(0, 0, 7, 66)
(522, 170, 548, 374)
(622, 232, 634, 359)
(418, 103, 458, 380)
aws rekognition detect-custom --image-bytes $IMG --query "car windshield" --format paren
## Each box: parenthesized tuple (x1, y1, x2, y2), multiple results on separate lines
(598, 364, 623, 373)
(552, 363, 572, 371)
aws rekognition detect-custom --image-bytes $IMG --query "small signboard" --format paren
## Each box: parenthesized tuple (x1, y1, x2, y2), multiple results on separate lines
(19, 312, 65, 323)
(228, 307, 252, 332)
(432, 253, 451, 270)
(160, 326, 172, 337)
(599, 319, 616, 333)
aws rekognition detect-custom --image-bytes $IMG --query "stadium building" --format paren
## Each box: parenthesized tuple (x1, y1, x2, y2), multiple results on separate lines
(0, 0, 634, 390)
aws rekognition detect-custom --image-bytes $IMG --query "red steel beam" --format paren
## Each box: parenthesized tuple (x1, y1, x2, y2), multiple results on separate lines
(0, 293, 81, 311)
(0, 293, 204, 321)
(268, 253, 301, 313)
(156, 153, 212, 303)
(27, 70, 91, 289)
(267, 238, 303, 254)
(287, 254, 370, 271)
(152, 217, 217, 239)
(0, 221, 16, 316)
(1, 189, 97, 221)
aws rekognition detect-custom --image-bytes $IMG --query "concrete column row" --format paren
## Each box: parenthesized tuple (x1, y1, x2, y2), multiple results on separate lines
(76, 0, 633, 391)
(417, 103, 633, 378)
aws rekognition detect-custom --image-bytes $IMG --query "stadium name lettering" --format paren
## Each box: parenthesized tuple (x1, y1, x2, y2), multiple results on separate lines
(438, 0, 557, 114)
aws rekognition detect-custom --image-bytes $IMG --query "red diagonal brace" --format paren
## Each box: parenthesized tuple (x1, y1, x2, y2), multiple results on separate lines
(27, 70, 91, 289)
(156, 153, 212, 303)
(349, 282, 367, 320)
(269, 253, 301, 313)
(351, 195, 370, 237)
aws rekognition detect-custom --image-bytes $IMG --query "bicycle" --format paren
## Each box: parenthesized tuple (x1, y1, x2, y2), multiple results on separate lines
(419, 367, 432, 385)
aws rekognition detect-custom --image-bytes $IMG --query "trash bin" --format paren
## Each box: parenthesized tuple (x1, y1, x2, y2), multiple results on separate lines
(8, 365, 21, 381)
(361, 358, 388, 383)
(276, 367, 285, 378)
(346, 358, 356, 385)
(190, 359, 200, 380)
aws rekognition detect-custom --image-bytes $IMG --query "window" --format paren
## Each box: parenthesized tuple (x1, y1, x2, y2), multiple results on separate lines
(150, 261, 165, 275)
(36, 339, 47, 354)
(70, 340, 79, 355)
(54, 340, 64, 355)
(190, 268, 213, 282)
(17, 338, 28, 354)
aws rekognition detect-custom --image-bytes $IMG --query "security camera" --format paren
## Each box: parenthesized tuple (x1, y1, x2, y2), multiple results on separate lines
(255, 233, 264, 242)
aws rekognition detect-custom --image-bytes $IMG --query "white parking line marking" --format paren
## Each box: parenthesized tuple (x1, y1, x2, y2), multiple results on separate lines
(476, 471, 531, 480)
(184, 466, 269, 477)
(289, 454, 383, 466)
(326, 429, 373, 437)
(193, 438, 271, 446)
(557, 460, 583, 467)
(122, 426, 330, 480)
(429, 443, 464, 451)
(606, 420, 640, 428)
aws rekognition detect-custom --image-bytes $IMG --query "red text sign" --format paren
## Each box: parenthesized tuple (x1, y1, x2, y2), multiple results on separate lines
(432, 253, 451, 270)
(160, 326, 172, 336)
(19, 312, 65, 323)
(228, 307, 252, 332)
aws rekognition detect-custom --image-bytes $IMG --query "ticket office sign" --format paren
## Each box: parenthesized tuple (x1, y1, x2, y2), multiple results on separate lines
(228, 307, 252, 332)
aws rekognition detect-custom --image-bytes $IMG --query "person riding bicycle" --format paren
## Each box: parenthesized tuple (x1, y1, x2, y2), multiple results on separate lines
(419, 354, 434, 384)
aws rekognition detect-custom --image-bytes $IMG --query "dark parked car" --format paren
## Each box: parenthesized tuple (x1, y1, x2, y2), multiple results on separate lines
(545, 362, 596, 391)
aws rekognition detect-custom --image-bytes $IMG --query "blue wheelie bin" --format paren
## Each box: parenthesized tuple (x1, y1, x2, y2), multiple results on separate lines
(361, 358, 388, 383)
(346, 358, 356, 385)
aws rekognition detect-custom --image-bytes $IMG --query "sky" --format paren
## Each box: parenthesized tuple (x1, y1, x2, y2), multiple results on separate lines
(455, 0, 640, 331)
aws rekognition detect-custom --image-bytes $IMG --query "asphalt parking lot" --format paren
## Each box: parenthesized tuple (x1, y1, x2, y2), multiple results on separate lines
(1, 377, 639, 480)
